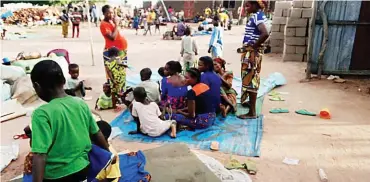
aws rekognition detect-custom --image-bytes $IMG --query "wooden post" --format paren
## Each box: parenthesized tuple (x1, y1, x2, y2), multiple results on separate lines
(238, 0, 245, 25)
(85, 0, 95, 66)
(305, 0, 318, 80)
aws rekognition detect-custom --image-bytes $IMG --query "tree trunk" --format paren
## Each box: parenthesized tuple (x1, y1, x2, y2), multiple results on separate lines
(317, 0, 328, 79)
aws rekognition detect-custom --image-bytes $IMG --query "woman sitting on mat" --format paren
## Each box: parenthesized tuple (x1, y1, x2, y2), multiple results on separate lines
(165, 68, 216, 130)
(213, 58, 237, 117)
(198, 56, 221, 112)
(160, 61, 188, 110)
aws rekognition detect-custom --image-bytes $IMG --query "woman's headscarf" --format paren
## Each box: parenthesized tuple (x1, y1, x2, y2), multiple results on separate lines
(257, 0, 268, 10)
(213, 58, 226, 70)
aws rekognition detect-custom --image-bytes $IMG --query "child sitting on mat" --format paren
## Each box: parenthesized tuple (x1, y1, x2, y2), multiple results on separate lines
(122, 68, 160, 109)
(129, 87, 177, 138)
(96, 83, 114, 110)
(64, 63, 92, 98)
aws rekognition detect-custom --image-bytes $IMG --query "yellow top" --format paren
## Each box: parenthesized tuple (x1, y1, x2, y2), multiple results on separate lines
(96, 146, 121, 182)
(219, 12, 228, 22)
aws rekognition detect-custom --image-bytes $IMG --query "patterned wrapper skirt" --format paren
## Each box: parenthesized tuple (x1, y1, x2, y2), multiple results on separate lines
(165, 112, 216, 129)
(240, 46, 262, 104)
(103, 49, 127, 94)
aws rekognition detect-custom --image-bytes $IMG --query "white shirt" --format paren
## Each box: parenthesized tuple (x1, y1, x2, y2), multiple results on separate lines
(181, 35, 198, 55)
(64, 77, 80, 89)
(132, 102, 171, 137)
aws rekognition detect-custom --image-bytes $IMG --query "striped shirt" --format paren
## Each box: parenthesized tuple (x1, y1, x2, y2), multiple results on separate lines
(243, 11, 267, 44)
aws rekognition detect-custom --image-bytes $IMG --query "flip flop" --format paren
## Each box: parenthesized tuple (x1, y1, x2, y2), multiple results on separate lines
(269, 95, 285, 101)
(269, 108, 289, 114)
(268, 90, 279, 96)
(243, 159, 257, 175)
(295, 109, 317, 116)
(13, 134, 29, 140)
(225, 159, 244, 170)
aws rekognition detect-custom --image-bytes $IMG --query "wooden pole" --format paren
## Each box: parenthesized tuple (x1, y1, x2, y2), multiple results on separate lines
(238, 0, 245, 25)
(305, 0, 317, 80)
(160, 0, 170, 22)
(86, 0, 95, 66)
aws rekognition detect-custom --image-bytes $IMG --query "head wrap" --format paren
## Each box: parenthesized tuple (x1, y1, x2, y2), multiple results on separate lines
(213, 58, 226, 69)
(257, 0, 267, 10)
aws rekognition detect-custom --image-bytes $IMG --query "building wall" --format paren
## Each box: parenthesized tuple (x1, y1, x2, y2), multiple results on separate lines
(160, 0, 243, 19)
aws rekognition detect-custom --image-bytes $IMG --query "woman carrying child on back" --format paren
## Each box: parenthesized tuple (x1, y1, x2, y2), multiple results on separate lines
(213, 58, 237, 117)
(165, 68, 216, 130)
(161, 61, 188, 110)
(104, 47, 126, 111)
(130, 87, 177, 138)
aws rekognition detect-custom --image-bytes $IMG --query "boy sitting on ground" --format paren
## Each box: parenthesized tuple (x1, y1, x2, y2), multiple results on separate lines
(122, 68, 160, 109)
(95, 82, 114, 110)
(64, 63, 92, 98)
(28, 60, 109, 181)
(129, 87, 177, 138)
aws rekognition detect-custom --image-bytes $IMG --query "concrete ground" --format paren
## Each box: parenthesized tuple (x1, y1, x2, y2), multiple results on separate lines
(1, 23, 370, 182)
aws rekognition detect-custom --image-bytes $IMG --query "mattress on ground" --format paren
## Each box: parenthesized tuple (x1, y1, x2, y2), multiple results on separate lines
(11, 57, 69, 77)
(143, 143, 221, 182)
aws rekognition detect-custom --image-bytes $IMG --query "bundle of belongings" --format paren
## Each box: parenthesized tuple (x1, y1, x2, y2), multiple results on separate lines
(1, 50, 69, 122)
(4, 8, 60, 26)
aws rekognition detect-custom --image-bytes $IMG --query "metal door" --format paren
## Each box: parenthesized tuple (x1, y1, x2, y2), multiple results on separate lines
(350, 1, 370, 71)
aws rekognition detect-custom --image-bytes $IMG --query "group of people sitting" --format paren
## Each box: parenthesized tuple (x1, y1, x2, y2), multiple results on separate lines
(104, 56, 237, 139)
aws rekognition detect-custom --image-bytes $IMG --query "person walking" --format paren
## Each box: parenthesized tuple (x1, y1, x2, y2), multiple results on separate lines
(71, 7, 82, 38)
(91, 4, 98, 27)
(60, 10, 69, 38)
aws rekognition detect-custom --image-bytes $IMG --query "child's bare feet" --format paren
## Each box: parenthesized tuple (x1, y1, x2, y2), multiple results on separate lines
(170, 123, 177, 138)
(114, 105, 124, 112)
(221, 108, 227, 118)
(232, 105, 237, 113)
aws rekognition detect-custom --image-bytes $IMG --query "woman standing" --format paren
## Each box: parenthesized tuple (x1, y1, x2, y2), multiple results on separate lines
(239, 0, 269, 119)
(213, 58, 237, 117)
(166, 68, 216, 130)
(100, 5, 128, 110)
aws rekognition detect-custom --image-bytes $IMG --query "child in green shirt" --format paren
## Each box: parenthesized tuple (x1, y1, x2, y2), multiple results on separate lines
(30, 60, 110, 182)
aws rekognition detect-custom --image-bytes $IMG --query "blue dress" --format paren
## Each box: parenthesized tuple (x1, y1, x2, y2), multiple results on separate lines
(160, 77, 188, 110)
(201, 71, 221, 111)
(165, 83, 216, 129)
(133, 16, 139, 29)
